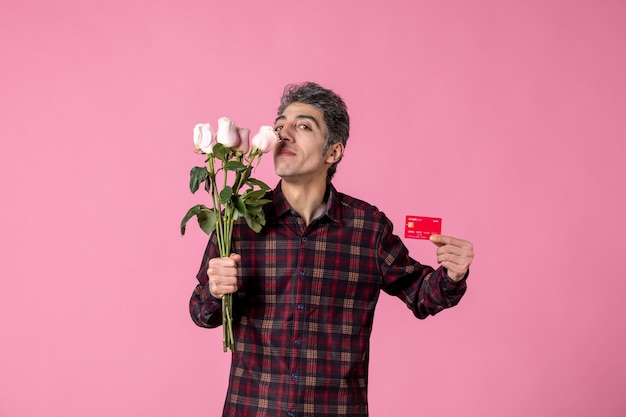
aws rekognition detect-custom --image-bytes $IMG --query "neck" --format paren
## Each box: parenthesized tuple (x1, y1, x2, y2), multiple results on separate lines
(281, 177, 328, 226)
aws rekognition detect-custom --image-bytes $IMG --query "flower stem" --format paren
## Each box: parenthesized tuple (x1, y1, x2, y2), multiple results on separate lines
(208, 155, 236, 352)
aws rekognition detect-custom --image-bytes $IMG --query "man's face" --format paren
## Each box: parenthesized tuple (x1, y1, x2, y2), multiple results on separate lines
(273, 102, 331, 183)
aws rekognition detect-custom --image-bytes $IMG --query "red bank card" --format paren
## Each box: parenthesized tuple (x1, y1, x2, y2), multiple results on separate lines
(405, 216, 442, 240)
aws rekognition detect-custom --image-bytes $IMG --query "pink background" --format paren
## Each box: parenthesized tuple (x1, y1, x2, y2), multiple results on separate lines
(1, 1, 625, 416)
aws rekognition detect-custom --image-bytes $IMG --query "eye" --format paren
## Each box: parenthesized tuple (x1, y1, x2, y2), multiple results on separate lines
(298, 124, 310, 130)
(274, 125, 283, 132)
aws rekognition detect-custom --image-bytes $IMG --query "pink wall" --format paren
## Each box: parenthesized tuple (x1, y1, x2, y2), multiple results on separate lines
(1, 0, 625, 416)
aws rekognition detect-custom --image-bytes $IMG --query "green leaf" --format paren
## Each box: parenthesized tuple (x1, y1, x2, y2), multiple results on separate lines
(244, 213, 263, 233)
(180, 204, 207, 235)
(197, 209, 217, 236)
(242, 189, 267, 201)
(245, 204, 263, 215)
(234, 195, 246, 215)
(219, 186, 233, 204)
(246, 177, 271, 190)
(189, 166, 208, 194)
(224, 161, 246, 172)
(244, 211, 267, 233)
(213, 143, 229, 161)
(245, 198, 272, 207)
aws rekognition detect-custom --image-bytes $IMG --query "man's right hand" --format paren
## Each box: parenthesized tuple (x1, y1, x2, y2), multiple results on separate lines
(207, 253, 241, 299)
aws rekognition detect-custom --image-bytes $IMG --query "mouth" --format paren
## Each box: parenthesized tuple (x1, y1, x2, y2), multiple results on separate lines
(275, 144, 296, 157)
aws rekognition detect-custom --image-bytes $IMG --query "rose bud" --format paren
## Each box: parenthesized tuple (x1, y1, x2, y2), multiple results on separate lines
(193, 123, 216, 154)
(251, 125, 279, 154)
(216, 117, 241, 149)
(232, 127, 250, 153)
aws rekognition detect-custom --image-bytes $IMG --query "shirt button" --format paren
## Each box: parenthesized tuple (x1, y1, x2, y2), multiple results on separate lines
(287, 412, 295, 417)
(297, 304, 304, 310)
(291, 372, 298, 380)
(294, 339, 301, 347)
(301, 236, 308, 243)
(299, 270, 305, 277)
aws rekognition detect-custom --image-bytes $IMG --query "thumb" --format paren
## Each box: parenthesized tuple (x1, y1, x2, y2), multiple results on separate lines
(229, 253, 242, 263)
(429, 234, 444, 247)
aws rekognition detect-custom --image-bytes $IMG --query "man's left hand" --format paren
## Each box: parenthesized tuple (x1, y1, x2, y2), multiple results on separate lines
(430, 234, 474, 282)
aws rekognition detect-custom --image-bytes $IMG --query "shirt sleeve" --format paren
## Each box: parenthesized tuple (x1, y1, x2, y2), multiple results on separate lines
(376, 214, 468, 319)
(189, 233, 224, 328)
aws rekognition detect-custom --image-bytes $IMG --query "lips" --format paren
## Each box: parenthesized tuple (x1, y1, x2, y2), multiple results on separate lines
(276, 145, 296, 156)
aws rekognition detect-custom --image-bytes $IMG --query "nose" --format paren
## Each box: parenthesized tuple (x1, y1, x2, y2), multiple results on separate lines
(277, 127, 292, 143)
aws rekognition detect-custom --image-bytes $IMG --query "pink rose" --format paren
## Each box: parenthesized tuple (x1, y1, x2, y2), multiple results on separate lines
(216, 117, 241, 149)
(232, 127, 250, 153)
(193, 123, 216, 154)
(251, 125, 279, 154)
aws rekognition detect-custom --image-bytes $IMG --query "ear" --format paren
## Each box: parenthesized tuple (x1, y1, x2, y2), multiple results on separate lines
(325, 143, 344, 164)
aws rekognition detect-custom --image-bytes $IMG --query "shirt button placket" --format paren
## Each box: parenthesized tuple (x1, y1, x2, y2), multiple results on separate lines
(291, 233, 307, 413)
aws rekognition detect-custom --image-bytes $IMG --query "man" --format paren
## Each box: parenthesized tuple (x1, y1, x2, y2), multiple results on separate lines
(190, 82, 474, 417)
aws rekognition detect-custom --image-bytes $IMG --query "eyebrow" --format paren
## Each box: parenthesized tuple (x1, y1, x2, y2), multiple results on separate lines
(274, 114, 321, 129)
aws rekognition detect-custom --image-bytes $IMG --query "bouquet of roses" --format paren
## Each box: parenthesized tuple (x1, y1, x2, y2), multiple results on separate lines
(181, 117, 278, 351)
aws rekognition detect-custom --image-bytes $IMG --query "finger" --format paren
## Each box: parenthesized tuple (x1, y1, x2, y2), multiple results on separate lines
(429, 234, 445, 247)
(437, 252, 473, 274)
(437, 251, 461, 266)
(437, 244, 474, 262)
(209, 255, 239, 268)
(210, 280, 238, 299)
(436, 244, 465, 258)
(430, 234, 472, 248)
(207, 268, 237, 287)
(207, 264, 235, 277)
(207, 254, 241, 277)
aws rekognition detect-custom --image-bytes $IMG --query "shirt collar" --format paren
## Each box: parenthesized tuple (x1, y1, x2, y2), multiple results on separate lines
(272, 181, 342, 224)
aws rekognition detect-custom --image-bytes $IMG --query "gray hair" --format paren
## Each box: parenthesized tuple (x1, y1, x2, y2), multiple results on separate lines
(278, 82, 350, 181)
